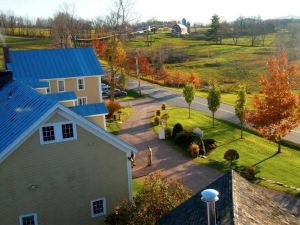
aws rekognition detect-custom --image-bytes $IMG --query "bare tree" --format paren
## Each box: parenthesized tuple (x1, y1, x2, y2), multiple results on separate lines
(52, 3, 77, 47)
(105, 0, 133, 101)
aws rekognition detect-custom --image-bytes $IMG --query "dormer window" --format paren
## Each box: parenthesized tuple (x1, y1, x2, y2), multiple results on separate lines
(57, 80, 65, 92)
(40, 122, 77, 144)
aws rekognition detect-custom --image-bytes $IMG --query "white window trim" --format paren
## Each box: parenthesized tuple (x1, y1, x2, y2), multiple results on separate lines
(19, 213, 38, 225)
(77, 78, 85, 91)
(77, 97, 88, 106)
(39, 121, 77, 145)
(90, 197, 106, 218)
(57, 79, 65, 92)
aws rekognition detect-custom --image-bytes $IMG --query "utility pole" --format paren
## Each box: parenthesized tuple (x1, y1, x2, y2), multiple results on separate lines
(135, 51, 141, 96)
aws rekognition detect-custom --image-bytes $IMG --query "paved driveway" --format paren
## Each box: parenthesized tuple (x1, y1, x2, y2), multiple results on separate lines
(118, 98, 223, 193)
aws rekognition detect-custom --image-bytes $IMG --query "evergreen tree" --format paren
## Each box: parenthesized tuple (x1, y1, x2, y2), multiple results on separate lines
(207, 14, 221, 44)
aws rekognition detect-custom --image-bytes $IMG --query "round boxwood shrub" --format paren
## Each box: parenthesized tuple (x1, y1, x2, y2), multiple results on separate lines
(224, 149, 239, 167)
(156, 110, 161, 116)
(161, 103, 166, 110)
(172, 123, 183, 138)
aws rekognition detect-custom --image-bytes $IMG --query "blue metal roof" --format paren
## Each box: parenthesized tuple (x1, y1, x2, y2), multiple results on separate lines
(47, 91, 77, 102)
(7, 47, 105, 86)
(0, 80, 57, 153)
(70, 103, 108, 117)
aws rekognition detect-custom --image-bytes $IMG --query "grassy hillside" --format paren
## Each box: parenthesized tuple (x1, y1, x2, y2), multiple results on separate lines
(127, 31, 300, 92)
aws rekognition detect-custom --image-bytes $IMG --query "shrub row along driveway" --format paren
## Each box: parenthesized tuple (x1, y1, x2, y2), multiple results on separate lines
(118, 98, 223, 193)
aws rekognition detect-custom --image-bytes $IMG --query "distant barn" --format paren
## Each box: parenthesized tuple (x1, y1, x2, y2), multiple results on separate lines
(171, 23, 189, 36)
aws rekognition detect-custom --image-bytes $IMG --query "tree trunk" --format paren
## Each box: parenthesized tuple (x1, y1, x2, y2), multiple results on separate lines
(240, 121, 244, 139)
(212, 112, 215, 128)
(277, 140, 281, 154)
(188, 104, 191, 119)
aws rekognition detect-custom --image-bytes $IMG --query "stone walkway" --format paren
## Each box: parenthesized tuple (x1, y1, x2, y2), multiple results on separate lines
(118, 98, 223, 193)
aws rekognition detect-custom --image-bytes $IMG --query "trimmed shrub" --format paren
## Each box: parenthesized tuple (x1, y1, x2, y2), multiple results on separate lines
(165, 127, 172, 138)
(246, 166, 256, 180)
(198, 139, 217, 154)
(156, 110, 161, 116)
(189, 142, 200, 158)
(105, 100, 122, 118)
(172, 123, 183, 138)
(161, 103, 166, 110)
(174, 132, 198, 149)
(153, 116, 160, 126)
(224, 149, 239, 166)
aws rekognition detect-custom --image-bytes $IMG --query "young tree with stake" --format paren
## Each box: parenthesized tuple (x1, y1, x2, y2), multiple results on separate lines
(207, 84, 221, 128)
(235, 85, 247, 139)
(183, 83, 195, 119)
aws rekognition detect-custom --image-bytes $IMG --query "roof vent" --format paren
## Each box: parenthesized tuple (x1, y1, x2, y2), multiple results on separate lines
(201, 189, 219, 225)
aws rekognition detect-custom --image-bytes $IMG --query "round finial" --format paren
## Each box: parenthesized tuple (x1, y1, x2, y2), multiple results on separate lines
(201, 189, 219, 203)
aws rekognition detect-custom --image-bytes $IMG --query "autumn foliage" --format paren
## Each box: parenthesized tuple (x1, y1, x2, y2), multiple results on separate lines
(92, 39, 107, 59)
(188, 70, 201, 88)
(105, 100, 122, 118)
(105, 174, 191, 225)
(246, 52, 300, 153)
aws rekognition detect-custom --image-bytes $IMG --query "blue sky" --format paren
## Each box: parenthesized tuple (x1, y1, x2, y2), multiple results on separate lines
(1, 0, 300, 24)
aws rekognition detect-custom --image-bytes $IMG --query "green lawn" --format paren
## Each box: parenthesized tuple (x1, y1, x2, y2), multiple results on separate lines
(106, 107, 133, 134)
(132, 178, 144, 197)
(127, 32, 300, 93)
(154, 107, 300, 194)
(116, 89, 147, 101)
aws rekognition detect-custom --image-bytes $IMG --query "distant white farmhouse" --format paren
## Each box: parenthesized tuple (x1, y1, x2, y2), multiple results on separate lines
(171, 23, 189, 36)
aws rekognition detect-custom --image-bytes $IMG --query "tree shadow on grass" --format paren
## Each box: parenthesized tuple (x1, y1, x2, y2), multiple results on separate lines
(252, 152, 278, 167)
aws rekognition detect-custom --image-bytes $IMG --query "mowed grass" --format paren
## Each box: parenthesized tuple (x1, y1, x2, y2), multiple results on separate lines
(116, 89, 147, 101)
(106, 107, 133, 134)
(156, 107, 300, 194)
(132, 178, 144, 197)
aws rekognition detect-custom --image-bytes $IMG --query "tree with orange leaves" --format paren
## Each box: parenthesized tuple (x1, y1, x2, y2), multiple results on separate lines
(92, 40, 107, 59)
(246, 52, 300, 153)
(188, 70, 201, 89)
(105, 39, 127, 100)
(159, 65, 170, 85)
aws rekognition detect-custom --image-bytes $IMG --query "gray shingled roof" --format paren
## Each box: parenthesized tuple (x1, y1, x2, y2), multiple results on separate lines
(157, 171, 299, 225)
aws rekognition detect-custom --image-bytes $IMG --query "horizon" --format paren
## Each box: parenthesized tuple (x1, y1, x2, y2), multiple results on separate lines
(1, 0, 300, 24)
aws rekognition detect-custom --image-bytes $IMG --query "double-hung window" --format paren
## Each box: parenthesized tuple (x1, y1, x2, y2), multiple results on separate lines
(57, 80, 65, 92)
(40, 122, 77, 144)
(91, 198, 106, 217)
(19, 213, 38, 225)
(78, 97, 87, 105)
(77, 78, 85, 90)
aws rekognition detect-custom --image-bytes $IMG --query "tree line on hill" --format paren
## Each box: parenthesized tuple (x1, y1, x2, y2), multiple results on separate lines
(2, 3, 300, 49)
